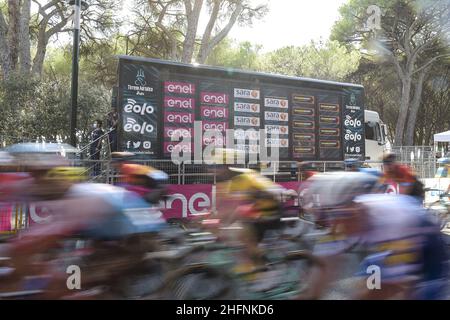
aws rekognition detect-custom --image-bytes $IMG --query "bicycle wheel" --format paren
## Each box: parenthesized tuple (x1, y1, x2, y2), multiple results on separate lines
(114, 260, 168, 299)
(163, 264, 234, 300)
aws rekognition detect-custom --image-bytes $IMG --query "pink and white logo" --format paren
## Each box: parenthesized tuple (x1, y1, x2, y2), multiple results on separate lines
(164, 142, 192, 154)
(164, 81, 196, 95)
(200, 92, 229, 105)
(201, 106, 228, 119)
(164, 127, 192, 139)
(164, 111, 194, 124)
(164, 97, 195, 109)
(202, 121, 228, 132)
(203, 136, 226, 146)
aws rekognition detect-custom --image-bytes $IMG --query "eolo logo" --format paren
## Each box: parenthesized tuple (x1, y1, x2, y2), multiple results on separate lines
(124, 99, 155, 115)
(124, 118, 155, 134)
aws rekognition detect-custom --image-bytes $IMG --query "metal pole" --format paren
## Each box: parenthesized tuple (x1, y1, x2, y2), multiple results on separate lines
(70, 0, 81, 147)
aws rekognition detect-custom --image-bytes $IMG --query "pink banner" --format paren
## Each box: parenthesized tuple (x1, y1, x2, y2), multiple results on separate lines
(202, 121, 228, 132)
(200, 92, 229, 105)
(0, 204, 13, 232)
(202, 136, 227, 147)
(162, 184, 213, 220)
(161, 182, 303, 220)
(163, 142, 193, 155)
(164, 97, 195, 109)
(164, 111, 194, 124)
(201, 106, 228, 119)
(164, 127, 193, 139)
(164, 81, 196, 95)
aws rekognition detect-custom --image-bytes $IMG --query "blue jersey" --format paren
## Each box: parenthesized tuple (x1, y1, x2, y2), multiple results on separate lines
(68, 183, 166, 240)
(313, 194, 448, 298)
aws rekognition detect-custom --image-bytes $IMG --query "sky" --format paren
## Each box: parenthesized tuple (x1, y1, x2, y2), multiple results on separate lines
(227, 0, 349, 51)
(47, 0, 349, 52)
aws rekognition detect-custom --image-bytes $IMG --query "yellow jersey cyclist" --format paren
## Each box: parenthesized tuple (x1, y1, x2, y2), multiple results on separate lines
(212, 148, 288, 267)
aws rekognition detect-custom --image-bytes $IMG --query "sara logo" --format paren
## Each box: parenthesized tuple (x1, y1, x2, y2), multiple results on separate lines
(344, 115, 362, 128)
(265, 125, 288, 134)
(234, 129, 260, 140)
(234, 102, 260, 113)
(235, 116, 260, 127)
(265, 112, 288, 122)
(124, 118, 155, 134)
(236, 144, 259, 153)
(345, 129, 362, 142)
(234, 88, 260, 100)
(124, 99, 154, 115)
(265, 138, 289, 147)
(264, 98, 288, 109)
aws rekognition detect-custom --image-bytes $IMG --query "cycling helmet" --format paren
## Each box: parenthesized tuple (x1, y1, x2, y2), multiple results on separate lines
(383, 152, 397, 164)
(121, 164, 169, 185)
(303, 172, 380, 222)
(46, 166, 87, 182)
(344, 158, 361, 169)
(111, 152, 135, 163)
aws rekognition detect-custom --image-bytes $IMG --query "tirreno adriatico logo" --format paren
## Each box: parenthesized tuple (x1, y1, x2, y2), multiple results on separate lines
(135, 68, 147, 86)
(350, 93, 356, 106)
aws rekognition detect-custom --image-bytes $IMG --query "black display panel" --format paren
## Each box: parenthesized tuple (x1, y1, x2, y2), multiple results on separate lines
(118, 63, 159, 156)
(117, 57, 365, 161)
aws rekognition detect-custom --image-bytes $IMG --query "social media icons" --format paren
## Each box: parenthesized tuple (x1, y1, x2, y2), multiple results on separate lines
(126, 141, 152, 150)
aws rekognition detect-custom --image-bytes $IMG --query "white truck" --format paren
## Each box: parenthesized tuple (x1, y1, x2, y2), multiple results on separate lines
(364, 110, 388, 161)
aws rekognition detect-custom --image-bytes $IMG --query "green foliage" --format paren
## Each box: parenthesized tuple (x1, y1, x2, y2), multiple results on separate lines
(205, 39, 263, 70)
(262, 40, 361, 81)
(205, 39, 361, 82)
(0, 74, 110, 146)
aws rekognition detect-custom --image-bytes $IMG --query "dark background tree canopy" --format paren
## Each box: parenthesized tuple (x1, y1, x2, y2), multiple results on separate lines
(0, 0, 448, 147)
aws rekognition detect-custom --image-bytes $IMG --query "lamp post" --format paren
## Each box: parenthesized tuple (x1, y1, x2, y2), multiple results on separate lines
(69, 0, 88, 147)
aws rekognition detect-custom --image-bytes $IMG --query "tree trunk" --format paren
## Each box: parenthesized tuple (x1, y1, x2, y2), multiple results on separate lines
(197, 1, 243, 64)
(404, 67, 429, 145)
(197, 0, 220, 64)
(19, 0, 31, 75)
(7, 0, 20, 73)
(394, 77, 412, 146)
(182, 0, 204, 63)
(31, 30, 48, 77)
(0, 12, 11, 79)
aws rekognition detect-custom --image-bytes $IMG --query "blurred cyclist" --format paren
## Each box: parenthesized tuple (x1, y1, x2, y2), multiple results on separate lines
(344, 158, 362, 172)
(119, 163, 169, 205)
(381, 153, 424, 200)
(2, 153, 166, 298)
(211, 148, 287, 268)
(110, 152, 169, 205)
(298, 161, 318, 180)
(297, 172, 448, 300)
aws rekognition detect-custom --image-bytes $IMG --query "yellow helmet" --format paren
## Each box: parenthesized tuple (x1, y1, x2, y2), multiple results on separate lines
(46, 166, 87, 182)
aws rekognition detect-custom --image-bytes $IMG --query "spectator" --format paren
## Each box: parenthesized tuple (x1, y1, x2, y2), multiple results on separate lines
(107, 108, 119, 152)
(90, 119, 105, 176)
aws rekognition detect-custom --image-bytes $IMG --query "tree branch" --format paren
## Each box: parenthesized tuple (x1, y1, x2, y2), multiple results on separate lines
(413, 54, 450, 75)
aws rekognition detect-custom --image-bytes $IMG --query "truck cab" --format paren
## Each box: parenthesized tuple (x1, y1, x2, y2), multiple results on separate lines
(364, 110, 388, 161)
